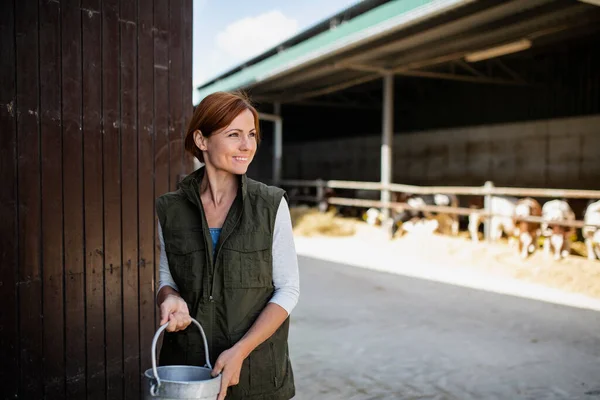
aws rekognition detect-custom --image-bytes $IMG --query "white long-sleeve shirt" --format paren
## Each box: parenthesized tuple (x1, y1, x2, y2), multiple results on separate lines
(158, 197, 300, 314)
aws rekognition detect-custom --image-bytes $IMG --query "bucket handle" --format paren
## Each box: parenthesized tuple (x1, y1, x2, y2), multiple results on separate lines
(150, 318, 213, 396)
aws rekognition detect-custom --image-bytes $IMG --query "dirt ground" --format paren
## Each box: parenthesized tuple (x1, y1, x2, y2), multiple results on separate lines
(291, 207, 600, 300)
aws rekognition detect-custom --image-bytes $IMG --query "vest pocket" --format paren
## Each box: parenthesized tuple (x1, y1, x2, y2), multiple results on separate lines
(247, 339, 277, 395)
(222, 234, 272, 289)
(164, 228, 206, 295)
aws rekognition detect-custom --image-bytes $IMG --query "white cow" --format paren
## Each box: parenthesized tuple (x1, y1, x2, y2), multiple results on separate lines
(469, 196, 518, 242)
(541, 199, 576, 260)
(583, 200, 600, 261)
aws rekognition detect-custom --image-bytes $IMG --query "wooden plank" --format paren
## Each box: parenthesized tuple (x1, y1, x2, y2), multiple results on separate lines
(181, 0, 194, 173)
(119, 0, 140, 397)
(39, 0, 65, 397)
(15, 0, 43, 397)
(102, 0, 124, 397)
(138, 0, 157, 380)
(154, 0, 170, 329)
(0, 0, 19, 397)
(82, 1, 106, 398)
(62, 0, 87, 397)
(169, 0, 183, 191)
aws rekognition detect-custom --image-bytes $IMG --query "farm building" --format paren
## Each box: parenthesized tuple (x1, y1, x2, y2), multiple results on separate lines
(1, 0, 193, 398)
(197, 0, 600, 192)
(2, 0, 600, 399)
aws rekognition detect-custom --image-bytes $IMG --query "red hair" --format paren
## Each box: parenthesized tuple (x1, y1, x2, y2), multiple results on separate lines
(184, 91, 260, 162)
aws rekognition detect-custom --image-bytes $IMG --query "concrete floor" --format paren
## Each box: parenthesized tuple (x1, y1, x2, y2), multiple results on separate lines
(288, 256, 600, 400)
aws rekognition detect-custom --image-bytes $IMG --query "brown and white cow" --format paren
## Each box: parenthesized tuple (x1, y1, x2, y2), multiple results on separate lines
(512, 198, 542, 259)
(468, 196, 518, 242)
(541, 199, 576, 260)
(583, 200, 600, 261)
(392, 193, 459, 236)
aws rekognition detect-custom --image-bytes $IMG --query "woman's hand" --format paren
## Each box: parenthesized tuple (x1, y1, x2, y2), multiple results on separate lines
(211, 346, 246, 400)
(159, 294, 192, 332)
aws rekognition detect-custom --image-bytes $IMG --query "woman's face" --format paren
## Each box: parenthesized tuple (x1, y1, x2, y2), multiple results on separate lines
(197, 109, 257, 175)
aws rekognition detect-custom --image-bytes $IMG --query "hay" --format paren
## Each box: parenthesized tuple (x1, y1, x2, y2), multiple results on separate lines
(290, 206, 356, 237)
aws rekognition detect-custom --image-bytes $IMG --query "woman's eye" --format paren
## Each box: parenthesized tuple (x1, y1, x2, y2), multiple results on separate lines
(228, 132, 238, 137)
(249, 132, 256, 138)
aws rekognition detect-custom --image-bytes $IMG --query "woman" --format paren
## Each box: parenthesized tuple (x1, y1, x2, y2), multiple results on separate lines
(156, 91, 300, 400)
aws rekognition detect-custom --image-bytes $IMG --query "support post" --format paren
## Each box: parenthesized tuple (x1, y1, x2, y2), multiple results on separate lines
(484, 181, 494, 241)
(273, 102, 282, 187)
(381, 73, 394, 221)
(316, 179, 326, 213)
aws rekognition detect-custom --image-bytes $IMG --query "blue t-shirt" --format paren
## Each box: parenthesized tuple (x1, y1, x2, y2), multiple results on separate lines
(209, 228, 221, 256)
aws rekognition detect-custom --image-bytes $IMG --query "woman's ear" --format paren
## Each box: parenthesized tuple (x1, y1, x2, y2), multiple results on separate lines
(194, 130, 207, 151)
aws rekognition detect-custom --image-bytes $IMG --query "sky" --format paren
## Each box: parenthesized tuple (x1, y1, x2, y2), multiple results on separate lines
(192, 0, 362, 103)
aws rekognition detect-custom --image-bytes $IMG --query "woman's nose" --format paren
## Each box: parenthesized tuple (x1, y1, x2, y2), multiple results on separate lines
(239, 136, 251, 150)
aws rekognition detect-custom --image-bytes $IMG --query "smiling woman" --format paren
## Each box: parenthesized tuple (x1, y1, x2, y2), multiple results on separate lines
(184, 91, 261, 163)
(156, 91, 299, 400)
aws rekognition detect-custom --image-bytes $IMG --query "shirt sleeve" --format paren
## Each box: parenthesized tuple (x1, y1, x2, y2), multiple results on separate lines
(157, 220, 179, 296)
(269, 197, 300, 315)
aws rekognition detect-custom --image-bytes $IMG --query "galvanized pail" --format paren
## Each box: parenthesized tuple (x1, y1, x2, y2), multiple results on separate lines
(143, 318, 222, 399)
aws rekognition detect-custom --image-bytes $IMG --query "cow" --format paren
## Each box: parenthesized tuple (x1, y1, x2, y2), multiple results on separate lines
(512, 198, 542, 259)
(468, 196, 518, 242)
(324, 188, 381, 219)
(318, 187, 336, 213)
(583, 200, 600, 261)
(391, 193, 459, 236)
(541, 199, 576, 260)
(364, 207, 383, 226)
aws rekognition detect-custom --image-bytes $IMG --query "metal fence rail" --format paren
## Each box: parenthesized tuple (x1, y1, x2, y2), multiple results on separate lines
(280, 179, 600, 233)
(282, 179, 600, 199)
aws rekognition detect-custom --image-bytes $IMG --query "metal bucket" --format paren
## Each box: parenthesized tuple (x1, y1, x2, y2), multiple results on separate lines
(143, 318, 222, 399)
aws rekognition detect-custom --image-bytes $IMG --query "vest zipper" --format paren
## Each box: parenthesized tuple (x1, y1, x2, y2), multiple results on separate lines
(209, 210, 242, 300)
(208, 208, 241, 367)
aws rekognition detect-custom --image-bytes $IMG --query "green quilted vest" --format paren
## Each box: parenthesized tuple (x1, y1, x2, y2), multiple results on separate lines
(155, 167, 295, 400)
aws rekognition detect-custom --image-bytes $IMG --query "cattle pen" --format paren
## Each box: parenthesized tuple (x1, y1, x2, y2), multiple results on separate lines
(279, 179, 600, 237)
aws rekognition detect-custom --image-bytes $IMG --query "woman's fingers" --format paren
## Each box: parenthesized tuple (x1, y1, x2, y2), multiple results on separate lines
(214, 367, 241, 400)
(176, 313, 191, 331)
(211, 359, 224, 378)
(230, 371, 240, 386)
(160, 295, 192, 332)
(165, 311, 192, 332)
(159, 302, 172, 325)
(217, 369, 230, 400)
(166, 313, 179, 332)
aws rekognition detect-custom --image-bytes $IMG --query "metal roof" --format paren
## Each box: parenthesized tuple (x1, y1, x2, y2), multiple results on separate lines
(196, 0, 600, 104)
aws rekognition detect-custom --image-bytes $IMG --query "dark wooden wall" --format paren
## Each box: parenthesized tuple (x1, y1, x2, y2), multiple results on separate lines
(0, 0, 193, 398)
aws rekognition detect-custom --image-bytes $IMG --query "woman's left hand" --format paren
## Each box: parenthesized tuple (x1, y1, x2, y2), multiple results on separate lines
(211, 346, 246, 400)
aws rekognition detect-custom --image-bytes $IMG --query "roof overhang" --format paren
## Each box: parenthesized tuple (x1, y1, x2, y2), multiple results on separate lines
(196, 0, 600, 104)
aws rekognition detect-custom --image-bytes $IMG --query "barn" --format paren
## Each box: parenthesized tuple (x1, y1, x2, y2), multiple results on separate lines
(2, 0, 600, 398)
(1, 0, 193, 398)
(196, 0, 600, 194)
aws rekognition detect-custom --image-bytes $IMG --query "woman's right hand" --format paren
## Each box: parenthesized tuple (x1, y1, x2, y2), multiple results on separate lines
(159, 294, 192, 332)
